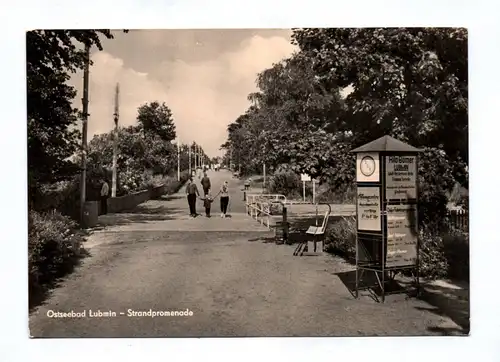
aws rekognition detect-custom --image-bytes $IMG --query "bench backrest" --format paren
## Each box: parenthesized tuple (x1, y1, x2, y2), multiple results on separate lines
(320, 210, 330, 231)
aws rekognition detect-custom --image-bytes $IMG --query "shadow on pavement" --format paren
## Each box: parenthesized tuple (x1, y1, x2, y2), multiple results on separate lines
(95, 206, 185, 229)
(336, 270, 469, 332)
(156, 194, 185, 202)
(335, 270, 420, 303)
(248, 236, 278, 244)
(426, 325, 469, 336)
(410, 282, 470, 333)
(117, 203, 182, 215)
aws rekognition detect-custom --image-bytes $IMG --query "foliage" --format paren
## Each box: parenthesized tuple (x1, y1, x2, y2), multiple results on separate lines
(29, 209, 87, 307)
(27, 30, 118, 202)
(140, 170, 190, 195)
(292, 28, 467, 171)
(324, 217, 469, 281)
(84, 124, 179, 195)
(316, 183, 356, 204)
(136, 101, 177, 142)
(268, 170, 301, 196)
(418, 228, 449, 280)
(442, 229, 469, 281)
(324, 216, 357, 260)
(418, 147, 458, 229)
(165, 170, 191, 194)
(224, 28, 468, 229)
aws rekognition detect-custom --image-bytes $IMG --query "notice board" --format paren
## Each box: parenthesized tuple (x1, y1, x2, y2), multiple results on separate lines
(386, 204, 418, 267)
(385, 155, 417, 200)
(356, 187, 381, 231)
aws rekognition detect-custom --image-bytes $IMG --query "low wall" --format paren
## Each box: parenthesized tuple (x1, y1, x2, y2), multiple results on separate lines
(107, 190, 150, 214)
(106, 184, 168, 214)
(150, 184, 167, 199)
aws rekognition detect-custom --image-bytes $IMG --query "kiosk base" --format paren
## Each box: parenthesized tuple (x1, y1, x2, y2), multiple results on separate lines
(355, 265, 420, 303)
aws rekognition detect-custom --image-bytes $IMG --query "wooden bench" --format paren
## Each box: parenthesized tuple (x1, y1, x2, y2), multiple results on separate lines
(293, 203, 331, 256)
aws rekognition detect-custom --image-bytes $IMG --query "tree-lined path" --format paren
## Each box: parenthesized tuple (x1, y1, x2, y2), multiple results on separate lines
(29, 169, 465, 337)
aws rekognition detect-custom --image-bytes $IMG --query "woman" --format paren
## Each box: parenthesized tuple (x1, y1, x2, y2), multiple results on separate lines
(218, 180, 230, 218)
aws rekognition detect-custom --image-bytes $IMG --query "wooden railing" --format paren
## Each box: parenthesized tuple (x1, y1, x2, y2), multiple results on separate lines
(245, 194, 286, 229)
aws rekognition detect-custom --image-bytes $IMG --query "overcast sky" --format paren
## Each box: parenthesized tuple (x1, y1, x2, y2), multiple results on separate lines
(68, 29, 296, 157)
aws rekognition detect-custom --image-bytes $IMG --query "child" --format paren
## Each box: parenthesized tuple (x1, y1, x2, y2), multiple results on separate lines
(201, 191, 215, 217)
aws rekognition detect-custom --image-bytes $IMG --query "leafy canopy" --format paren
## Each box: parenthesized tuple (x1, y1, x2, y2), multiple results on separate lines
(136, 101, 177, 142)
(27, 30, 116, 192)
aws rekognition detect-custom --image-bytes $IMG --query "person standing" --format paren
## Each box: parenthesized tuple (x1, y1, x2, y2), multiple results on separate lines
(201, 172, 211, 196)
(186, 176, 200, 217)
(100, 178, 110, 215)
(218, 180, 230, 218)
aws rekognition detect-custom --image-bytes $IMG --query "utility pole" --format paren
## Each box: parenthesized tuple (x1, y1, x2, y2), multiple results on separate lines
(79, 44, 90, 224)
(177, 137, 180, 181)
(188, 144, 192, 176)
(111, 83, 119, 197)
(201, 148, 204, 169)
(263, 163, 266, 189)
(194, 143, 197, 169)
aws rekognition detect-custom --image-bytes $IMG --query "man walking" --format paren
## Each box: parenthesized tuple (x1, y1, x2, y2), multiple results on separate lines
(100, 178, 110, 215)
(201, 171, 211, 196)
(186, 176, 200, 217)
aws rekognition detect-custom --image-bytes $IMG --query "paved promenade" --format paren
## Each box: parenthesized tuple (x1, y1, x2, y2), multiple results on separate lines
(29, 170, 468, 337)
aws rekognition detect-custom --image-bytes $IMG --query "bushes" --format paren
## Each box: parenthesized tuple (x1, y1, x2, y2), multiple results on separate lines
(268, 170, 301, 197)
(324, 217, 469, 282)
(324, 216, 356, 261)
(418, 228, 449, 280)
(29, 210, 87, 306)
(443, 229, 469, 281)
(316, 183, 356, 204)
(155, 170, 190, 195)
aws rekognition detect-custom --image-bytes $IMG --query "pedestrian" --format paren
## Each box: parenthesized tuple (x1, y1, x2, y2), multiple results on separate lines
(100, 178, 110, 215)
(201, 171, 211, 196)
(201, 191, 215, 217)
(186, 176, 200, 217)
(217, 180, 230, 218)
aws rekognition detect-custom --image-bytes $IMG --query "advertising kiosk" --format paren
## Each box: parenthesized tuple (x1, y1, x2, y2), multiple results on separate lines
(350, 135, 422, 302)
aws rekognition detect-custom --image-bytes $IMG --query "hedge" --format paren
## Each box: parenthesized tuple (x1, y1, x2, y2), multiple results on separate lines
(324, 216, 469, 282)
(28, 210, 88, 308)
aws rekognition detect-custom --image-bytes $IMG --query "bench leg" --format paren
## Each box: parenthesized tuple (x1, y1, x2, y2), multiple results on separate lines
(293, 241, 306, 256)
(293, 242, 302, 256)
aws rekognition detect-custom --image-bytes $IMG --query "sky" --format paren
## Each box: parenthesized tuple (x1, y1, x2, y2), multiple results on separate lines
(68, 29, 297, 157)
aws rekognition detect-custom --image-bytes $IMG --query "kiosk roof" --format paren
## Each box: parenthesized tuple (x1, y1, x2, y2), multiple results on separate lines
(350, 135, 423, 153)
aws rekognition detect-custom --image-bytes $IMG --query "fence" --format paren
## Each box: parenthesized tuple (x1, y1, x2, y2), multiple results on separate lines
(245, 194, 287, 229)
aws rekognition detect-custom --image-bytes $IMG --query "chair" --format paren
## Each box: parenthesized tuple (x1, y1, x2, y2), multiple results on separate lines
(293, 203, 331, 256)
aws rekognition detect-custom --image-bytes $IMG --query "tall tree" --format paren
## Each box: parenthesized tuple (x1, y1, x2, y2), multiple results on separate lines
(27, 29, 123, 200)
(136, 101, 177, 142)
(291, 28, 468, 185)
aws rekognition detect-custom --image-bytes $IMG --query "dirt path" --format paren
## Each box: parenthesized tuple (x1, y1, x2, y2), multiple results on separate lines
(29, 170, 466, 337)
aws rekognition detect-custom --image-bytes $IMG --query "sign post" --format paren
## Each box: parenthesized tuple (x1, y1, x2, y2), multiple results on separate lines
(312, 178, 316, 204)
(350, 135, 422, 303)
(301, 173, 311, 202)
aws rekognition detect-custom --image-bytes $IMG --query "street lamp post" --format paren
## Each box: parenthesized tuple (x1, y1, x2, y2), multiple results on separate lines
(177, 137, 180, 181)
(188, 144, 192, 176)
(79, 44, 90, 225)
(111, 83, 119, 197)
